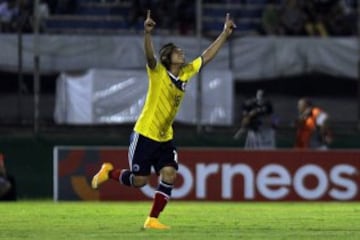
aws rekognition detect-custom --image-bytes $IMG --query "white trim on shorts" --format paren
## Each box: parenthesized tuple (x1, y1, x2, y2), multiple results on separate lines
(128, 132, 139, 171)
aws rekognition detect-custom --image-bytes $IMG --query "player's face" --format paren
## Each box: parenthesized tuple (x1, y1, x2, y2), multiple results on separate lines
(171, 47, 185, 65)
(297, 100, 306, 114)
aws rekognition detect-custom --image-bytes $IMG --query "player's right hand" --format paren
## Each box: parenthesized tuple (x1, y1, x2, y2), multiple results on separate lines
(144, 10, 156, 33)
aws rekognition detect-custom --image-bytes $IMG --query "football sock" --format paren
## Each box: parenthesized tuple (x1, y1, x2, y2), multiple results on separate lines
(109, 169, 121, 180)
(149, 180, 173, 218)
(119, 169, 134, 187)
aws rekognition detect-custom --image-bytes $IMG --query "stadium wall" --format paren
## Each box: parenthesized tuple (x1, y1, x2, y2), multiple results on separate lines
(54, 146, 360, 201)
(0, 35, 357, 80)
(1, 131, 360, 200)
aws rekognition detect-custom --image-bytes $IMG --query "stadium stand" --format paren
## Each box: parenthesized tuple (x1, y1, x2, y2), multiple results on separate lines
(202, 2, 265, 36)
(44, 0, 133, 34)
(43, 0, 273, 36)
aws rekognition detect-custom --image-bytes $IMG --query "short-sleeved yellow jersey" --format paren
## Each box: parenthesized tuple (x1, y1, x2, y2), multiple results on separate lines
(134, 57, 202, 142)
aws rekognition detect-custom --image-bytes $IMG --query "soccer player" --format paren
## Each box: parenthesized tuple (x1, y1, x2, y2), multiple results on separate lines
(91, 9, 236, 229)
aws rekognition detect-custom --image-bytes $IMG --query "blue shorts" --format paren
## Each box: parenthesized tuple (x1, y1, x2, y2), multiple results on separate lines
(128, 132, 179, 176)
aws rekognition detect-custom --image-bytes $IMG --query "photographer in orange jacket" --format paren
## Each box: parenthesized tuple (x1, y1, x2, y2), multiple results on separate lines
(295, 98, 333, 150)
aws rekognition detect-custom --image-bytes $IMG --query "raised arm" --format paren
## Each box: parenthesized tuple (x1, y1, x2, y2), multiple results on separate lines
(201, 13, 236, 65)
(144, 10, 157, 69)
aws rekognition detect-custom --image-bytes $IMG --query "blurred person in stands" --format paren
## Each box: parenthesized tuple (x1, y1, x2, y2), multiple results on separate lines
(92, 10, 236, 229)
(261, 0, 283, 35)
(14, 0, 49, 33)
(39, 0, 49, 19)
(295, 97, 332, 149)
(37, 0, 50, 31)
(0, 0, 19, 32)
(0, 153, 16, 201)
(278, 0, 307, 36)
(234, 89, 277, 149)
(325, 0, 357, 36)
(300, 0, 328, 36)
(17, 0, 34, 33)
(301, 0, 349, 36)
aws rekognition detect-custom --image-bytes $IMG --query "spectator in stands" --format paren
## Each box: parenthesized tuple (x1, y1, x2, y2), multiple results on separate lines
(301, 0, 345, 36)
(325, 0, 356, 36)
(234, 89, 277, 149)
(39, 0, 49, 18)
(38, 0, 50, 31)
(261, 0, 283, 35)
(128, 0, 194, 35)
(0, 0, 19, 32)
(295, 97, 332, 149)
(15, 0, 49, 33)
(278, 0, 307, 36)
(0, 153, 16, 201)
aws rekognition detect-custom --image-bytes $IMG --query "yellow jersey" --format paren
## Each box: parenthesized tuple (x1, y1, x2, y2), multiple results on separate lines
(134, 57, 203, 142)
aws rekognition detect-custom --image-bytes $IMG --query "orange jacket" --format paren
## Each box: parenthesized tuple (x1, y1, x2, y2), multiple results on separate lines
(295, 107, 324, 148)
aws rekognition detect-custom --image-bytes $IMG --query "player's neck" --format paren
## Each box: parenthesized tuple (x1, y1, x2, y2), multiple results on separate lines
(169, 64, 181, 77)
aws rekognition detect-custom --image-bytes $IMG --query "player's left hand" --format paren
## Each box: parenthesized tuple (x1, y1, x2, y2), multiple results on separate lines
(223, 13, 236, 37)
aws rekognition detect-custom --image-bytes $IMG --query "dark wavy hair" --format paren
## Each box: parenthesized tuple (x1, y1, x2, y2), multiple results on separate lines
(159, 43, 177, 70)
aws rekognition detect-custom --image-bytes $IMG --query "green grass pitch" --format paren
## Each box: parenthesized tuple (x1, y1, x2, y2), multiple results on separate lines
(1, 201, 359, 240)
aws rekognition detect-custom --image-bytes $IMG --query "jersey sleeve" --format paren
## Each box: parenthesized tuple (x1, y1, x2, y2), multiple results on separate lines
(146, 61, 162, 74)
(181, 57, 203, 81)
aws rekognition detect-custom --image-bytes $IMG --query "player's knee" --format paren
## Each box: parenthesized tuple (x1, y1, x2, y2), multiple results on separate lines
(160, 166, 177, 184)
(132, 175, 149, 188)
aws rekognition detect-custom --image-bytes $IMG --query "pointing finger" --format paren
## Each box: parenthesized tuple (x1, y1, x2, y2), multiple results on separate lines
(226, 13, 230, 21)
(147, 9, 151, 19)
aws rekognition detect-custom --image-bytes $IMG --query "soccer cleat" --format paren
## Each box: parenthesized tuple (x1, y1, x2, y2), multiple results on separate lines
(143, 217, 170, 230)
(91, 162, 114, 189)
